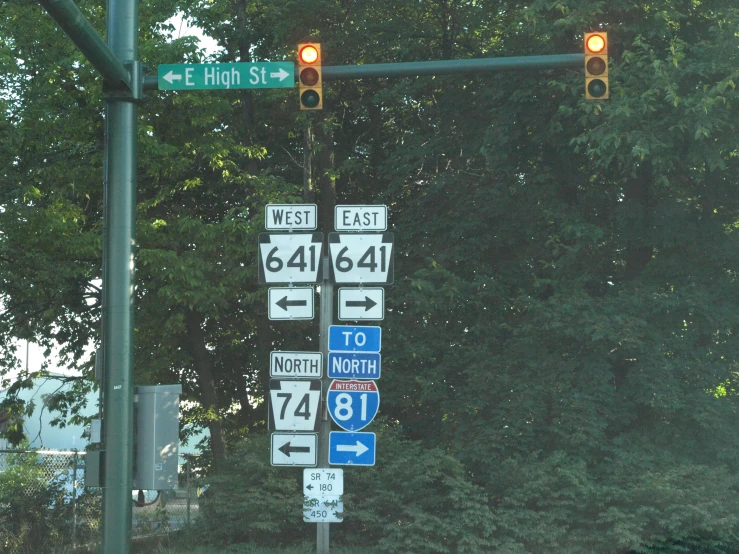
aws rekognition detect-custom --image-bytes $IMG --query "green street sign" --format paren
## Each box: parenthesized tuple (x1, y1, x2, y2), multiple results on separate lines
(158, 62, 294, 91)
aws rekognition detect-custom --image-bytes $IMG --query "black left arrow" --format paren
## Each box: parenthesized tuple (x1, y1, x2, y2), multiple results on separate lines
(276, 296, 308, 311)
(279, 441, 311, 457)
(345, 296, 377, 311)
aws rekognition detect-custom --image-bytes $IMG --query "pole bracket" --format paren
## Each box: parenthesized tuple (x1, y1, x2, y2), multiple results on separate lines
(103, 61, 146, 102)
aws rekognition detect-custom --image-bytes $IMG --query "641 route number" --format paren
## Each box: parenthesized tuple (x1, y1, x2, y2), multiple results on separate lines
(258, 232, 323, 284)
(328, 233, 394, 284)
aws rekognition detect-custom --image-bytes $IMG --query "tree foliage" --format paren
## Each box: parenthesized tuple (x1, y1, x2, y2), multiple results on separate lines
(1, 0, 739, 550)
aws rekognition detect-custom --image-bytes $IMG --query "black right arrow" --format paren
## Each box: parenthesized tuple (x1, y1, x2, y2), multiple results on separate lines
(346, 296, 377, 311)
(279, 441, 311, 457)
(276, 296, 308, 311)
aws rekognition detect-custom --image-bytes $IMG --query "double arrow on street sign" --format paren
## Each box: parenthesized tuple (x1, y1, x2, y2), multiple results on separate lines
(158, 62, 294, 91)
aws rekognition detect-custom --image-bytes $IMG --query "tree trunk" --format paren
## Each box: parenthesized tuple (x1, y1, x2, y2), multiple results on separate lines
(184, 309, 227, 473)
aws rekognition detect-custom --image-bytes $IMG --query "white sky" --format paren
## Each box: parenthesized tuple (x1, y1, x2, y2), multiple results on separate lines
(167, 15, 220, 55)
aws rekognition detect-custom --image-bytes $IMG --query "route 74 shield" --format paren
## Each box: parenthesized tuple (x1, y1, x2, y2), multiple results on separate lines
(269, 380, 321, 431)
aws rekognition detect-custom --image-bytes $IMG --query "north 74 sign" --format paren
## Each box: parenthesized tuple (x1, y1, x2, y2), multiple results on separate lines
(328, 233, 394, 284)
(259, 233, 323, 284)
(268, 379, 321, 431)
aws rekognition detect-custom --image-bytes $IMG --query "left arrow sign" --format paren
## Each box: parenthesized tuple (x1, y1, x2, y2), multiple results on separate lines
(269, 287, 314, 320)
(271, 433, 317, 466)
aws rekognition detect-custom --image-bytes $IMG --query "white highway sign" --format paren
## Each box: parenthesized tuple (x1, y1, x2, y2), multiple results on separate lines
(338, 287, 384, 320)
(303, 468, 344, 496)
(268, 287, 314, 320)
(271, 433, 317, 466)
(258, 232, 323, 284)
(265, 204, 317, 231)
(268, 380, 321, 431)
(335, 205, 387, 231)
(328, 233, 394, 284)
(270, 351, 322, 379)
(304, 496, 343, 523)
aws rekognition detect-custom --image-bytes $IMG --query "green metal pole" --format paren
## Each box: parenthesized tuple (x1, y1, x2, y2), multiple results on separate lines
(142, 53, 583, 91)
(318, 53, 583, 80)
(37, 0, 131, 89)
(101, 0, 137, 550)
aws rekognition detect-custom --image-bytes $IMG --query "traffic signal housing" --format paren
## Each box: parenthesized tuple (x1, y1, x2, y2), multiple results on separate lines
(298, 42, 322, 110)
(584, 32, 608, 100)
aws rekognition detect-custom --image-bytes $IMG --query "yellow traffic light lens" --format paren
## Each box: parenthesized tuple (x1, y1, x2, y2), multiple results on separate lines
(300, 67, 319, 86)
(586, 57, 606, 76)
(299, 45, 319, 64)
(586, 34, 605, 54)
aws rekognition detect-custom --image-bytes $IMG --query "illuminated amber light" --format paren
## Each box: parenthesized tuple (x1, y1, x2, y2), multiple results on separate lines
(299, 45, 319, 64)
(586, 34, 606, 54)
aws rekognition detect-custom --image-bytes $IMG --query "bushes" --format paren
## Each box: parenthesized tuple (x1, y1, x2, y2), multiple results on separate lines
(195, 433, 308, 547)
(193, 425, 496, 553)
(0, 452, 73, 553)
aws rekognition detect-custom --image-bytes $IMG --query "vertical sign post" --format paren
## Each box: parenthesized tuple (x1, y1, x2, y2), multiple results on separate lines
(317, 257, 333, 553)
(102, 0, 139, 551)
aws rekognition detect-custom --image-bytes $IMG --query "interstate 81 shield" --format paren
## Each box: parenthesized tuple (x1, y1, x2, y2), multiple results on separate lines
(326, 380, 379, 432)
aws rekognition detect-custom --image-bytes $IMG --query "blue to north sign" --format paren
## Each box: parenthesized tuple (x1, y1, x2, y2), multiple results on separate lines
(327, 352, 381, 380)
(329, 431, 376, 466)
(328, 325, 381, 353)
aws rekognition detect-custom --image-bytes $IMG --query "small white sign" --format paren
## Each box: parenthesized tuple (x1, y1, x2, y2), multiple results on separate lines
(271, 433, 317, 466)
(338, 287, 384, 321)
(335, 205, 387, 231)
(268, 287, 314, 320)
(328, 233, 394, 285)
(270, 351, 322, 379)
(303, 468, 344, 496)
(266, 204, 317, 230)
(304, 496, 344, 522)
(268, 380, 321, 431)
(258, 233, 323, 284)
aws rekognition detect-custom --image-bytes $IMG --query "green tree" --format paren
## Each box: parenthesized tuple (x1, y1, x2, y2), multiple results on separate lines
(1, 0, 738, 551)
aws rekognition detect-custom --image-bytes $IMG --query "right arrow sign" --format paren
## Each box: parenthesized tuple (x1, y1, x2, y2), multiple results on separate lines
(338, 287, 384, 321)
(329, 431, 376, 466)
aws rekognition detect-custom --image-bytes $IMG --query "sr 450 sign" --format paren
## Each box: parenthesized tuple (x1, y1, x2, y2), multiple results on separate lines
(258, 233, 323, 284)
(328, 233, 394, 285)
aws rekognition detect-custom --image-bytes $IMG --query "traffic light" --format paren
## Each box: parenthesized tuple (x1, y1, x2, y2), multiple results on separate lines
(298, 42, 322, 110)
(584, 32, 608, 100)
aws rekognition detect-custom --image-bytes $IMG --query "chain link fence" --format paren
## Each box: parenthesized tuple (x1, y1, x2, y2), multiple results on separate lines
(0, 450, 202, 553)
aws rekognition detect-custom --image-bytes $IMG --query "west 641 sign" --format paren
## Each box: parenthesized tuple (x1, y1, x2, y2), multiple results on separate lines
(258, 233, 323, 284)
